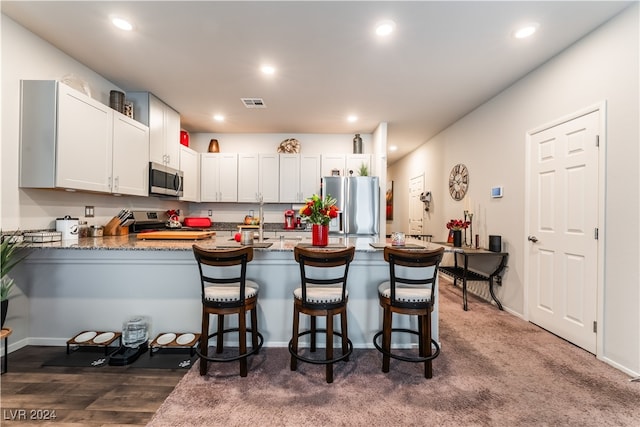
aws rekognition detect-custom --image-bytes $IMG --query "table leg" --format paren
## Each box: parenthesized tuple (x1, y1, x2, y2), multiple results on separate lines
(462, 255, 469, 311)
(489, 277, 504, 310)
(2, 336, 7, 374)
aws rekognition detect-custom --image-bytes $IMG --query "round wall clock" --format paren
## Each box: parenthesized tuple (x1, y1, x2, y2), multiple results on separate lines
(448, 163, 469, 201)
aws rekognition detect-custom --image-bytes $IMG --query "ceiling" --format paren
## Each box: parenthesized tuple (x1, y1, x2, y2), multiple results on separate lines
(2, 1, 632, 164)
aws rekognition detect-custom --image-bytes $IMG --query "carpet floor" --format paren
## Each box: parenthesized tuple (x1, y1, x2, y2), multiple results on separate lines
(148, 279, 640, 426)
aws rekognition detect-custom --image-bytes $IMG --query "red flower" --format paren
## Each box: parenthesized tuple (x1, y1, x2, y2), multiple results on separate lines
(446, 219, 470, 230)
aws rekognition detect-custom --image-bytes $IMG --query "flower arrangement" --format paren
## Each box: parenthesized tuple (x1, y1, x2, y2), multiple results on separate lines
(299, 194, 338, 226)
(446, 219, 470, 231)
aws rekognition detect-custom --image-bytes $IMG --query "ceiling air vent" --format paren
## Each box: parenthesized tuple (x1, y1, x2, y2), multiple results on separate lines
(241, 98, 266, 108)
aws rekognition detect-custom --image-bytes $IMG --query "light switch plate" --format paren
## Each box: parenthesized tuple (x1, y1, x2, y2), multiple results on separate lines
(85, 206, 95, 217)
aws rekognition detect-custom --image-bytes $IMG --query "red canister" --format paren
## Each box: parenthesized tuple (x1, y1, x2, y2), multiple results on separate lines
(180, 130, 189, 147)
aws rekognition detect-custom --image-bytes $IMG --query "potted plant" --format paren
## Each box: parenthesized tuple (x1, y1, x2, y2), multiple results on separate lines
(1, 231, 30, 328)
(298, 194, 338, 246)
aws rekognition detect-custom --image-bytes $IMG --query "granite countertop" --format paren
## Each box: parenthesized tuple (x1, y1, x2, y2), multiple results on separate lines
(24, 234, 393, 252)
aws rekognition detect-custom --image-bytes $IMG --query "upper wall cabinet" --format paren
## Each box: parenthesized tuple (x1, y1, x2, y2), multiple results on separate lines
(179, 146, 200, 202)
(279, 154, 321, 202)
(19, 80, 149, 196)
(237, 153, 279, 203)
(201, 153, 238, 202)
(321, 154, 371, 177)
(127, 92, 181, 170)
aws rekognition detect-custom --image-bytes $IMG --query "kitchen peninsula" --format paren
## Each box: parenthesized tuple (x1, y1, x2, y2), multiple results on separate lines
(14, 236, 441, 351)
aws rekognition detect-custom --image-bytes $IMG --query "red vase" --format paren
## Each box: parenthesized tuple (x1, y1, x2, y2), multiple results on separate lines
(312, 224, 329, 247)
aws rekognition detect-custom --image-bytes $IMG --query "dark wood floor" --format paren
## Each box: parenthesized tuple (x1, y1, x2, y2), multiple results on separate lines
(1, 346, 188, 426)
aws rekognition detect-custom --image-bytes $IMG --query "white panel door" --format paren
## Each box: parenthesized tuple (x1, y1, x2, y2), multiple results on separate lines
(409, 174, 424, 235)
(528, 110, 599, 353)
(112, 113, 149, 196)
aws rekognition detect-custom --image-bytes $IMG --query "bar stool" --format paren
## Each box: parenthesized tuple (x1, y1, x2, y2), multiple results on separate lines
(289, 246, 355, 383)
(373, 246, 444, 378)
(192, 245, 263, 377)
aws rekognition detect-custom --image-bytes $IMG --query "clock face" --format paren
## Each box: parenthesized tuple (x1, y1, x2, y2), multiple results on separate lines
(448, 163, 469, 201)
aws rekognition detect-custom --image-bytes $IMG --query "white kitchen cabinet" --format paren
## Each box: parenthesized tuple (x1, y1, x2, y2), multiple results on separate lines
(20, 80, 149, 196)
(321, 154, 372, 177)
(201, 153, 238, 202)
(237, 153, 279, 203)
(112, 113, 149, 196)
(127, 92, 181, 169)
(179, 146, 200, 202)
(346, 154, 372, 176)
(279, 154, 321, 202)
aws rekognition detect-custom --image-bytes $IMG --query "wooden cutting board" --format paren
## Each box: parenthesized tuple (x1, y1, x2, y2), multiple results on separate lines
(137, 231, 216, 240)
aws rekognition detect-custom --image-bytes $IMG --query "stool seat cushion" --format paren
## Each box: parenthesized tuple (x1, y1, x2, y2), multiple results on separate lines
(204, 280, 259, 302)
(378, 281, 432, 303)
(294, 286, 347, 304)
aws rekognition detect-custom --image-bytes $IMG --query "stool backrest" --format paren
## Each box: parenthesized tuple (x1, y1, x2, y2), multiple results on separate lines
(192, 245, 254, 305)
(294, 246, 355, 306)
(383, 246, 445, 308)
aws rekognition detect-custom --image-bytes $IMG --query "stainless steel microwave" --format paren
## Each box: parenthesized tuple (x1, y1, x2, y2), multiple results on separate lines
(149, 162, 183, 197)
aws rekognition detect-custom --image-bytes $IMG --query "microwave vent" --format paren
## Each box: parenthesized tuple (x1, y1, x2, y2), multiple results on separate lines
(241, 98, 266, 108)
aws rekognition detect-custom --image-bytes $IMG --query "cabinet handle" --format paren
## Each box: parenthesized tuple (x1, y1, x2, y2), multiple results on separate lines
(114, 176, 119, 191)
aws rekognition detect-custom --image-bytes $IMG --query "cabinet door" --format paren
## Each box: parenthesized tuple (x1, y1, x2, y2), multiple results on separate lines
(179, 146, 199, 202)
(148, 95, 166, 165)
(299, 154, 321, 198)
(112, 113, 149, 196)
(217, 153, 238, 202)
(237, 153, 260, 202)
(279, 154, 301, 202)
(259, 153, 280, 203)
(321, 154, 346, 177)
(164, 105, 181, 169)
(56, 83, 112, 192)
(201, 153, 237, 202)
(347, 154, 371, 176)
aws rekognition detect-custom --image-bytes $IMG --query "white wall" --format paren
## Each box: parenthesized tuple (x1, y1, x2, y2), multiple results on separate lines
(388, 5, 639, 375)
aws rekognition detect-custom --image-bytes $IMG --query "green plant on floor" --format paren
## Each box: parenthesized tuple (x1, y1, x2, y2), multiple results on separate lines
(358, 163, 369, 176)
(1, 231, 30, 302)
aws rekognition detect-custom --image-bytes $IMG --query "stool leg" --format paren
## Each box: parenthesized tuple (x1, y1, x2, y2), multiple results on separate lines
(200, 308, 210, 376)
(216, 314, 225, 353)
(382, 306, 392, 373)
(290, 305, 300, 371)
(423, 313, 433, 379)
(326, 313, 334, 383)
(239, 308, 248, 377)
(251, 307, 259, 353)
(310, 316, 317, 352)
(341, 309, 349, 362)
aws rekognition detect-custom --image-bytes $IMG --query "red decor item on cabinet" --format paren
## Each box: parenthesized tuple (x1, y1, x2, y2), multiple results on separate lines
(180, 130, 190, 147)
(311, 224, 329, 247)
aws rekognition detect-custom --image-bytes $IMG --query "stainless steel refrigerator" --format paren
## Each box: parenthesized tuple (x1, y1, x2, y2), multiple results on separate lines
(322, 176, 380, 236)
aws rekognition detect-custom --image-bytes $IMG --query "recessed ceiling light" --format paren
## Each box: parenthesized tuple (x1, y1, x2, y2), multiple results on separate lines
(514, 23, 539, 39)
(261, 65, 275, 75)
(389, 145, 398, 152)
(375, 20, 396, 37)
(111, 17, 133, 31)
(347, 115, 358, 123)
(213, 114, 225, 122)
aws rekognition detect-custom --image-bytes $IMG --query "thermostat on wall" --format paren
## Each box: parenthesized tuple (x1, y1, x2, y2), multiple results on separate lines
(491, 186, 503, 198)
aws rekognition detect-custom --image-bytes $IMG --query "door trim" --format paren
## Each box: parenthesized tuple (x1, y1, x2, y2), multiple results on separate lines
(523, 101, 607, 359)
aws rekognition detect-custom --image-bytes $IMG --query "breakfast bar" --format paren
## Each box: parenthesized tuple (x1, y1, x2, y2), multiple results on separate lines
(13, 235, 443, 351)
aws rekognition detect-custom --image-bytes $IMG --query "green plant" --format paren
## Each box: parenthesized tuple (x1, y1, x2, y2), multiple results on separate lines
(1, 231, 30, 301)
(358, 163, 369, 176)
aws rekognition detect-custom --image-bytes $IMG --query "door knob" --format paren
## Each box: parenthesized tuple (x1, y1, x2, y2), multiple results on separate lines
(527, 235, 538, 243)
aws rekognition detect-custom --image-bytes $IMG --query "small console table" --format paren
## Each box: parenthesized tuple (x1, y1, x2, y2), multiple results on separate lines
(435, 244, 508, 311)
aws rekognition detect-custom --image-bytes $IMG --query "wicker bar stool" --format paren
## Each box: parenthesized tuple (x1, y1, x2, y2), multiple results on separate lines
(192, 245, 263, 377)
(289, 246, 355, 383)
(373, 246, 444, 378)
